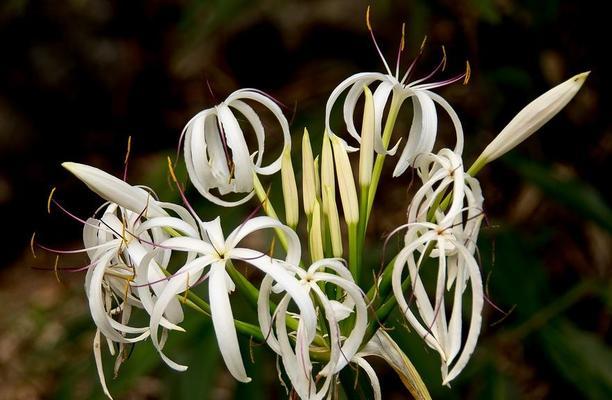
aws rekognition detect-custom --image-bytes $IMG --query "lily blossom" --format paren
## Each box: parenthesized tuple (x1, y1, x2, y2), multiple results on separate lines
(82, 200, 200, 399)
(325, 8, 466, 177)
(392, 149, 485, 385)
(145, 216, 316, 383)
(258, 258, 368, 399)
(182, 89, 292, 207)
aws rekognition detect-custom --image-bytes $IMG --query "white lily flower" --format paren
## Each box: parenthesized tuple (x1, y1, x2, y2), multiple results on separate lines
(393, 223, 483, 386)
(258, 258, 368, 399)
(182, 89, 292, 207)
(81, 199, 201, 399)
(325, 11, 466, 177)
(146, 215, 316, 383)
(392, 150, 485, 385)
(476, 72, 589, 167)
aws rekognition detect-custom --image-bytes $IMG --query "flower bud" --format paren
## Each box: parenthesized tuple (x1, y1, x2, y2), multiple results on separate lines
(359, 86, 375, 186)
(301, 128, 317, 216)
(62, 162, 166, 217)
(477, 72, 589, 167)
(324, 185, 343, 258)
(331, 136, 359, 225)
(281, 146, 299, 228)
(309, 200, 324, 262)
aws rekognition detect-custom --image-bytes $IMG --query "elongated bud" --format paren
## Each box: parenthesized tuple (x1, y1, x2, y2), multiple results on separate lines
(309, 200, 324, 262)
(314, 156, 321, 200)
(475, 72, 589, 170)
(359, 86, 375, 186)
(324, 185, 343, 257)
(302, 128, 317, 216)
(331, 136, 359, 224)
(321, 133, 335, 198)
(281, 147, 299, 228)
(62, 162, 166, 217)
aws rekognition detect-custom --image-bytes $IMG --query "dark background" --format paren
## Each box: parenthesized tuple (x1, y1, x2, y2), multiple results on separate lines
(0, 0, 610, 399)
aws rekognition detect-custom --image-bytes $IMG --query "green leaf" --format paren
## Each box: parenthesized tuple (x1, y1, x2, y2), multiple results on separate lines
(506, 156, 612, 232)
(539, 321, 612, 399)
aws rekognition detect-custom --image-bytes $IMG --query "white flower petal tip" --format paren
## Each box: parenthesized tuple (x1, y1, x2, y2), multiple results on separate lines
(182, 89, 291, 207)
(477, 71, 590, 165)
(62, 162, 166, 217)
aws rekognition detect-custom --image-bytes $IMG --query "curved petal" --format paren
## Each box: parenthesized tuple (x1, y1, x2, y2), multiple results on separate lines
(209, 261, 251, 382)
(226, 89, 291, 176)
(225, 216, 301, 265)
(325, 72, 386, 151)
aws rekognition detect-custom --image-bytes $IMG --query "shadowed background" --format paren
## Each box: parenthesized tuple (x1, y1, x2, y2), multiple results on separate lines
(0, 0, 610, 399)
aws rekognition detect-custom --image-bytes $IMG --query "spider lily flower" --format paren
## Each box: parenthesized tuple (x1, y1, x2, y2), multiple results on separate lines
(182, 89, 292, 207)
(391, 149, 484, 384)
(82, 201, 201, 399)
(145, 215, 316, 383)
(63, 162, 167, 217)
(325, 10, 466, 177)
(393, 221, 483, 386)
(258, 258, 368, 399)
(474, 72, 589, 170)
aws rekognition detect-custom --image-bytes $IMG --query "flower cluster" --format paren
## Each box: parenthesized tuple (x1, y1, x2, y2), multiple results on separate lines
(39, 11, 587, 400)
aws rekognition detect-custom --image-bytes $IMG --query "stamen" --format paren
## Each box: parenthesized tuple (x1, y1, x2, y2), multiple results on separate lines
(53, 255, 61, 284)
(401, 35, 428, 84)
(366, 5, 393, 76)
(47, 187, 56, 214)
(463, 60, 471, 85)
(30, 232, 37, 258)
(123, 136, 132, 181)
(409, 46, 449, 86)
(395, 23, 406, 78)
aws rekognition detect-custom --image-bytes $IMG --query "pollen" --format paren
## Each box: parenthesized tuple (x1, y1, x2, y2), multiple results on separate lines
(400, 23, 406, 51)
(366, 5, 372, 31)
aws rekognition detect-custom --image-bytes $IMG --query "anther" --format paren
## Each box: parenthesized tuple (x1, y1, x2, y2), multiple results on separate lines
(47, 186, 56, 214)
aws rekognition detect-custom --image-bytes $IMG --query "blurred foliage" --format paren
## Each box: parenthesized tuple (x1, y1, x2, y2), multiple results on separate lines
(1, 0, 610, 399)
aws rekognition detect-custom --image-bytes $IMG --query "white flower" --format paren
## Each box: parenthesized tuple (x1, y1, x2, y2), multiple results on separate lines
(82, 199, 200, 399)
(325, 12, 467, 177)
(182, 89, 292, 207)
(476, 72, 589, 166)
(145, 215, 316, 383)
(392, 149, 485, 385)
(257, 258, 368, 399)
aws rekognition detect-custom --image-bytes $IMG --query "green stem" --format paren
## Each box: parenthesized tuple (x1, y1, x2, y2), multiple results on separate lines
(365, 93, 402, 226)
(252, 174, 289, 251)
(348, 222, 359, 282)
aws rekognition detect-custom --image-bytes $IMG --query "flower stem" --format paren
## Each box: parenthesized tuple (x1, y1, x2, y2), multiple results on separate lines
(252, 174, 289, 251)
(365, 93, 402, 225)
(348, 222, 359, 282)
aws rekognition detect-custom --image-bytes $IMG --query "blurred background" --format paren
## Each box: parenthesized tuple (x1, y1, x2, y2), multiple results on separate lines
(1, 0, 610, 399)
